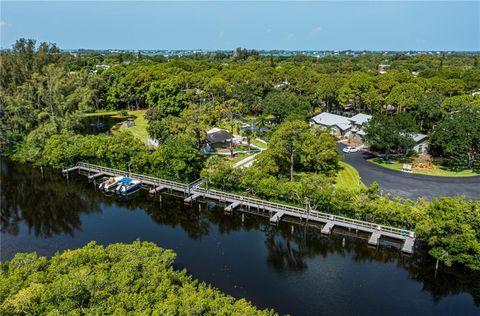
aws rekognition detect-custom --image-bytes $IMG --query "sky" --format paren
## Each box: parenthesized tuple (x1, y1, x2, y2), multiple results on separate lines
(1, 1, 479, 51)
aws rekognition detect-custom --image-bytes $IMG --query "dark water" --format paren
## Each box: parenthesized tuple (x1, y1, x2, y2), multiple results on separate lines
(78, 115, 124, 135)
(1, 160, 479, 315)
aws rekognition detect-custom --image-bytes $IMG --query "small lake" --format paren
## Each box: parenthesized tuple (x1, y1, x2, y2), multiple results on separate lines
(78, 115, 125, 135)
(1, 160, 479, 315)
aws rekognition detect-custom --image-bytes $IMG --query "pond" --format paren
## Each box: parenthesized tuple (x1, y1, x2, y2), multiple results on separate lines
(1, 160, 479, 315)
(78, 115, 126, 135)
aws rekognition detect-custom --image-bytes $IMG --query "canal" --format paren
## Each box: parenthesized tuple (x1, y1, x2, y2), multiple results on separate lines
(1, 160, 479, 315)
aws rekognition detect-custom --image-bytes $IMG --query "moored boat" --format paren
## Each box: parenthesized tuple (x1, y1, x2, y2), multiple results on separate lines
(115, 177, 141, 195)
(99, 176, 123, 192)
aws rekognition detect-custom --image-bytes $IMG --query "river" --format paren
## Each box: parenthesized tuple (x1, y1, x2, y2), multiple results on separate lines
(1, 160, 479, 315)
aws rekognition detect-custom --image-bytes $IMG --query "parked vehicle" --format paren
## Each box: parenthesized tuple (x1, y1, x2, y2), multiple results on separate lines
(342, 146, 359, 153)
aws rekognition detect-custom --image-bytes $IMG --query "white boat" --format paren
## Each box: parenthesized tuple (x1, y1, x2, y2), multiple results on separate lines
(115, 177, 141, 195)
(99, 176, 123, 191)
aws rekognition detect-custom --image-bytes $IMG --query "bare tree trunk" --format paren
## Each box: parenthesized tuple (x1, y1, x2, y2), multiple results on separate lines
(230, 125, 234, 158)
(290, 150, 295, 181)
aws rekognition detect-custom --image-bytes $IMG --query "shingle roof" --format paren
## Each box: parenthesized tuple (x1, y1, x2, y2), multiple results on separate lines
(310, 112, 352, 131)
(206, 128, 232, 144)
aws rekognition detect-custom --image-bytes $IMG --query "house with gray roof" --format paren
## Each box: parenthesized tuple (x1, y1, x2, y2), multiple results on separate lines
(309, 112, 372, 143)
(411, 133, 429, 153)
(348, 113, 371, 144)
(309, 112, 352, 137)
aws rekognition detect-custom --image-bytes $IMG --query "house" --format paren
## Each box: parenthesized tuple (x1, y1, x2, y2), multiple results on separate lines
(309, 112, 372, 144)
(309, 112, 352, 137)
(412, 133, 429, 153)
(206, 128, 232, 145)
(348, 113, 372, 144)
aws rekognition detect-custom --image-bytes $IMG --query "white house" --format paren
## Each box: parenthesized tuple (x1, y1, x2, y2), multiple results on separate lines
(412, 133, 429, 153)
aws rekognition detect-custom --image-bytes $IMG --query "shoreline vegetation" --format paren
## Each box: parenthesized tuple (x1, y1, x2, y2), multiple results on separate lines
(0, 241, 275, 315)
(1, 38, 479, 273)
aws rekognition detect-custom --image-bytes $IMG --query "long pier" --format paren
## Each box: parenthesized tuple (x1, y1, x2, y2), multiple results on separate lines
(63, 162, 416, 254)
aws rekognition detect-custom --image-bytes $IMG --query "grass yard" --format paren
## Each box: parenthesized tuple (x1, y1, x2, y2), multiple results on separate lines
(368, 158, 479, 177)
(251, 138, 268, 149)
(117, 110, 149, 142)
(335, 162, 365, 191)
(82, 110, 122, 117)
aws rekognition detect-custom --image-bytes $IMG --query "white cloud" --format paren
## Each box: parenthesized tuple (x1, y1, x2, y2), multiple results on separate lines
(0, 21, 7, 28)
(287, 33, 296, 41)
(217, 30, 224, 41)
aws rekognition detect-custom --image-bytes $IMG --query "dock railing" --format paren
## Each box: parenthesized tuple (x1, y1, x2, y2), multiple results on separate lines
(73, 162, 413, 237)
(196, 187, 408, 236)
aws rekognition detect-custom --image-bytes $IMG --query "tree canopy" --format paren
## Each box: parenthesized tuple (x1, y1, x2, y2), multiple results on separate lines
(0, 241, 275, 315)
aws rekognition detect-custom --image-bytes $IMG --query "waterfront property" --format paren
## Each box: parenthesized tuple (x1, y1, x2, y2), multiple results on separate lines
(63, 162, 416, 254)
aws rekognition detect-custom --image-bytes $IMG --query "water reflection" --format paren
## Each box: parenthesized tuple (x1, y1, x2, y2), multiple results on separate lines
(1, 159, 479, 311)
(1, 161, 102, 237)
(77, 115, 124, 135)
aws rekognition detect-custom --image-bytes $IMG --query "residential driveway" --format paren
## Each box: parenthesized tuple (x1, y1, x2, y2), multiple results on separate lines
(337, 143, 480, 200)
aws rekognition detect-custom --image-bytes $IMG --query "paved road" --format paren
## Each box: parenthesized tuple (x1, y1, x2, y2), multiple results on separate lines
(337, 143, 480, 200)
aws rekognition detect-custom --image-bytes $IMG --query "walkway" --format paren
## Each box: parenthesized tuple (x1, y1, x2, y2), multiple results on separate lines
(337, 143, 480, 200)
(63, 162, 416, 254)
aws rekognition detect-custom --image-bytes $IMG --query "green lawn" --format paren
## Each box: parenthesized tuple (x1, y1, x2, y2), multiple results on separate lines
(368, 157, 479, 177)
(251, 138, 268, 149)
(335, 162, 365, 191)
(82, 110, 122, 117)
(117, 110, 149, 142)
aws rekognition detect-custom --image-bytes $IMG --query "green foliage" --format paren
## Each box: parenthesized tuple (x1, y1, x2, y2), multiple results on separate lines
(261, 91, 310, 122)
(258, 120, 340, 181)
(0, 241, 275, 315)
(363, 113, 417, 158)
(31, 131, 204, 182)
(431, 108, 480, 168)
(415, 197, 480, 270)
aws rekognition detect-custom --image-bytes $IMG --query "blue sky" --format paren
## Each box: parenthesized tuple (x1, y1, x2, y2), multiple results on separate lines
(1, 1, 479, 51)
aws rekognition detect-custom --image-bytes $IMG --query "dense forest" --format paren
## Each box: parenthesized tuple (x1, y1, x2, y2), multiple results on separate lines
(1, 39, 480, 270)
(0, 241, 275, 315)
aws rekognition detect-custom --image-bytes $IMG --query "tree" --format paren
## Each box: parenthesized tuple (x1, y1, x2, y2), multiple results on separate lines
(0, 241, 274, 315)
(430, 108, 480, 169)
(386, 82, 423, 113)
(415, 197, 480, 270)
(260, 120, 340, 181)
(149, 136, 205, 182)
(315, 75, 344, 112)
(146, 78, 187, 119)
(262, 91, 310, 123)
(215, 99, 243, 158)
(414, 93, 445, 132)
(363, 113, 417, 159)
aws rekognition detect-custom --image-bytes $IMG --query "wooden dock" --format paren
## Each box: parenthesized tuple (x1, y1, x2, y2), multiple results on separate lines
(270, 211, 285, 224)
(225, 201, 241, 213)
(88, 172, 104, 180)
(63, 162, 416, 254)
(321, 221, 334, 235)
(368, 231, 382, 246)
(149, 186, 166, 195)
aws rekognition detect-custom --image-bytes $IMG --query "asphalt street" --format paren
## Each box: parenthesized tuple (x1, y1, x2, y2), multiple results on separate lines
(337, 143, 480, 200)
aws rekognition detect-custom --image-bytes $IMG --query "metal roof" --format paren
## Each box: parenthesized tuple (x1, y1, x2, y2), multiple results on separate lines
(310, 112, 352, 131)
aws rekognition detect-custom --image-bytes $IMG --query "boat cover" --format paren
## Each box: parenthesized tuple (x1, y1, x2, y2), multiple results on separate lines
(119, 177, 132, 184)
